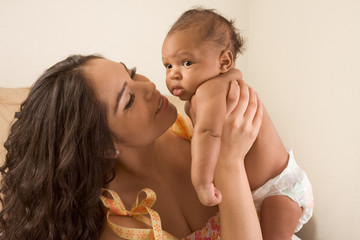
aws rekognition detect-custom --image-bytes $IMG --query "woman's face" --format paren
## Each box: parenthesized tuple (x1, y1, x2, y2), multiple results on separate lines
(85, 58, 177, 148)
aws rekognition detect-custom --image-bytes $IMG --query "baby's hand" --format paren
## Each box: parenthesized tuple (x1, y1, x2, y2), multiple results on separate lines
(221, 80, 263, 160)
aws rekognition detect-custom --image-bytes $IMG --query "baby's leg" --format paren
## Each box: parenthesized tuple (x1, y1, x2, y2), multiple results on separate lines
(260, 196, 302, 239)
(244, 109, 302, 237)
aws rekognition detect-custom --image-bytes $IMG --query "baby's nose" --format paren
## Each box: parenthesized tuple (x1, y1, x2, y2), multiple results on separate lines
(170, 67, 182, 80)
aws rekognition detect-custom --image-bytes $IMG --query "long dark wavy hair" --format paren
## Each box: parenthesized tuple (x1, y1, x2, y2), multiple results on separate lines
(0, 55, 116, 239)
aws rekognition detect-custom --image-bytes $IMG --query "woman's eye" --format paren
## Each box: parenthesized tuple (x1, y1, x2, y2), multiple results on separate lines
(184, 61, 192, 67)
(125, 93, 135, 110)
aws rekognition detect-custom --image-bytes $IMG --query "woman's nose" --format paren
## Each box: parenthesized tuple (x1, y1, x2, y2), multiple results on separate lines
(142, 81, 156, 101)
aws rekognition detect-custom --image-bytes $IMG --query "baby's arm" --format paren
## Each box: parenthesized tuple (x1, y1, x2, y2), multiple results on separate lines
(189, 80, 229, 206)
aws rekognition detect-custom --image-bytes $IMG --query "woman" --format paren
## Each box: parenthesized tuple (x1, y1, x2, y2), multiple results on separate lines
(0, 55, 262, 239)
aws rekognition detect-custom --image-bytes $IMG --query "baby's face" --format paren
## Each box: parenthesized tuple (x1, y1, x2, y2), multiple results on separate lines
(162, 30, 222, 101)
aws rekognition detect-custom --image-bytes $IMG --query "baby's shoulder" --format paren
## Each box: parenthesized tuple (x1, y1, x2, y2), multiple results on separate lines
(199, 76, 231, 90)
(193, 80, 228, 111)
(196, 77, 230, 99)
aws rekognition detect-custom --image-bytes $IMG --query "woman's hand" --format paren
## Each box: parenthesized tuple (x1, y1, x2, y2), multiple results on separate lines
(215, 79, 263, 240)
(222, 79, 263, 161)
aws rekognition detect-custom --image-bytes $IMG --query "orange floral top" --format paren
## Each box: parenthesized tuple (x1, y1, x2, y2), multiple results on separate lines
(100, 114, 222, 240)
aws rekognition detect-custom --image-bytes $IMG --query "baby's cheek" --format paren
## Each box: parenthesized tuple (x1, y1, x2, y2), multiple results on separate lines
(165, 78, 171, 90)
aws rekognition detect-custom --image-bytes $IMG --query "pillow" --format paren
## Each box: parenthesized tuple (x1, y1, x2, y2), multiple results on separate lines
(0, 87, 29, 165)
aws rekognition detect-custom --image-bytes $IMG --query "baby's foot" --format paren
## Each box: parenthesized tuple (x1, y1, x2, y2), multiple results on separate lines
(197, 183, 222, 206)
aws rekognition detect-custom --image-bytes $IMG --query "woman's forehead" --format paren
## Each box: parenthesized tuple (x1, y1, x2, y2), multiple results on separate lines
(86, 59, 128, 83)
(84, 58, 130, 101)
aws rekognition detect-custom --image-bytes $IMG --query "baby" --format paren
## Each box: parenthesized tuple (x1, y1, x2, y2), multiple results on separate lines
(162, 7, 314, 236)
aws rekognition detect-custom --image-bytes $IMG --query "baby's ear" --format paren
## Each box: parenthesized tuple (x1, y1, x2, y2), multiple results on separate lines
(219, 50, 234, 73)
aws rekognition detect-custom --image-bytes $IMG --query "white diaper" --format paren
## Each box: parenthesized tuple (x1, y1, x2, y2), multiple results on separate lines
(252, 148, 314, 232)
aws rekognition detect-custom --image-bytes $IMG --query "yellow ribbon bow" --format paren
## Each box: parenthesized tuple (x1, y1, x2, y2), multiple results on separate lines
(171, 113, 193, 141)
(100, 188, 178, 240)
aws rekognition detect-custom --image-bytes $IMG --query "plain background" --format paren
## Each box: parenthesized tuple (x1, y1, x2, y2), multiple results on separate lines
(1, 0, 359, 239)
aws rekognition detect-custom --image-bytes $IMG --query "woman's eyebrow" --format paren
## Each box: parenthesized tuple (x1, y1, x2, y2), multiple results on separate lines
(114, 82, 128, 114)
(120, 62, 131, 76)
(120, 62, 136, 78)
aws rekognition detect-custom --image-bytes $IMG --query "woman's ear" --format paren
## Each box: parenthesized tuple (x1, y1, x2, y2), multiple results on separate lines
(104, 148, 120, 158)
(219, 50, 234, 73)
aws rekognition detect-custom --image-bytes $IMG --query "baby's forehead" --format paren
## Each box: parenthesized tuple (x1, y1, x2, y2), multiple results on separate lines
(168, 29, 217, 50)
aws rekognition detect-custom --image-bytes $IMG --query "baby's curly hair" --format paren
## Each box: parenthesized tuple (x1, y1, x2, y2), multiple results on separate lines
(167, 7, 245, 59)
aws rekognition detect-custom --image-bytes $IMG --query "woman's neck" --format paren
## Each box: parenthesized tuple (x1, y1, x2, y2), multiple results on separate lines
(114, 140, 163, 178)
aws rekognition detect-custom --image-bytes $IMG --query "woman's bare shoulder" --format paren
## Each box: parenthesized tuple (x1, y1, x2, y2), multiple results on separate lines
(159, 129, 192, 167)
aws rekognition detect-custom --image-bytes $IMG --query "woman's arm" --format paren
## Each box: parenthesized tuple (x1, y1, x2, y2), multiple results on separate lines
(215, 80, 263, 240)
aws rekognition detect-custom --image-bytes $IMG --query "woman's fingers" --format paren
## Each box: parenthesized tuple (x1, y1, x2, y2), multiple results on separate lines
(226, 80, 240, 116)
(222, 80, 263, 154)
(238, 80, 250, 116)
(252, 97, 263, 132)
(243, 87, 258, 121)
(227, 80, 249, 119)
(243, 87, 263, 133)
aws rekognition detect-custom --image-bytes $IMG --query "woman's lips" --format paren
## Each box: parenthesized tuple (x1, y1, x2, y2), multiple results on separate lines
(156, 95, 168, 114)
(172, 88, 184, 96)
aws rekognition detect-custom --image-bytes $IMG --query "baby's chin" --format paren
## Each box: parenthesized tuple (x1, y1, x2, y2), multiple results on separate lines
(170, 89, 193, 101)
(178, 95, 189, 101)
(179, 91, 195, 101)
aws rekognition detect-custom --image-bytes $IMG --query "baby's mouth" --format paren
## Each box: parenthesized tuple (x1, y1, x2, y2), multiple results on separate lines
(172, 87, 184, 96)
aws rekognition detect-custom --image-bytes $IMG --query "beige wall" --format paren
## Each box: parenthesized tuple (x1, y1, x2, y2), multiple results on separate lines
(246, 1, 360, 239)
(0, 0, 248, 94)
(1, 0, 360, 239)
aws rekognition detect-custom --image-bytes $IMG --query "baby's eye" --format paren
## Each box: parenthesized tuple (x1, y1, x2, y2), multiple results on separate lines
(165, 64, 172, 69)
(183, 61, 193, 67)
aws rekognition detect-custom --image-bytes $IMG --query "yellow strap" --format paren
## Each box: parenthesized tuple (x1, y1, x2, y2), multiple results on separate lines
(171, 113, 192, 140)
(100, 188, 178, 240)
